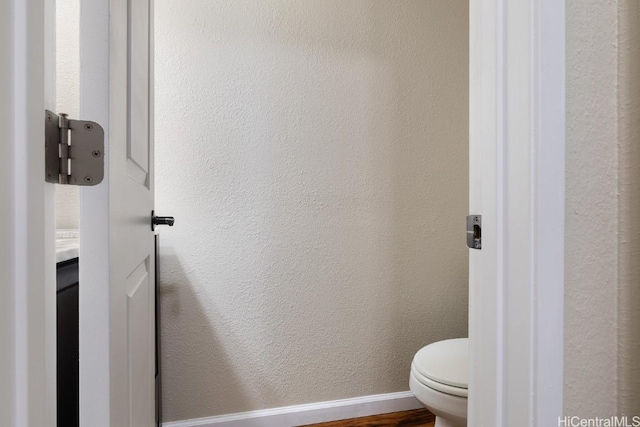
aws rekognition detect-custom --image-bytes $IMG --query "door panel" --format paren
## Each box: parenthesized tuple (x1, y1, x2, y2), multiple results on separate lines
(115, 0, 155, 424)
(128, 0, 150, 177)
(127, 259, 151, 427)
(80, 0, 155, 425)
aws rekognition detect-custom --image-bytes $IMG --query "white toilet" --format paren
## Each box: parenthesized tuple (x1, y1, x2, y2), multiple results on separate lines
(409, 338, 468, 427)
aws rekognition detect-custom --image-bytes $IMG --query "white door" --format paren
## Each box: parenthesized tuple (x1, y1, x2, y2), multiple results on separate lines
(79, 0, 157, 425)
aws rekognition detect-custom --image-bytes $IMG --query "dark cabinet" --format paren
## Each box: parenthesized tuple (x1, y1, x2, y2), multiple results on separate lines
(56, 258, 79, 427)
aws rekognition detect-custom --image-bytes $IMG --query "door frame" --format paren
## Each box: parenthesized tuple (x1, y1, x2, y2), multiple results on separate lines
(468, 0, 565, 425)
(3, 0, 565, 425)
(2, 0, 57, 425)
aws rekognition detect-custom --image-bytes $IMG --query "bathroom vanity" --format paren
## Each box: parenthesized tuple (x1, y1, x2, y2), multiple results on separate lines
(56, 230, 79, 426)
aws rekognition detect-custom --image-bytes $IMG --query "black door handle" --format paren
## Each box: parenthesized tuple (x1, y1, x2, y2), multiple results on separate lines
(151, 210, 175, 231)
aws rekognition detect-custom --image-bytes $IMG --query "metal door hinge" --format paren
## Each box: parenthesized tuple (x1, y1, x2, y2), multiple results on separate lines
(467, 215, 482, 249)
(45, 110, 104, 186)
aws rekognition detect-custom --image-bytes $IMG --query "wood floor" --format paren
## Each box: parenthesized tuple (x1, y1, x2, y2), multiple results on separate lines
(300, 409, 435, 427)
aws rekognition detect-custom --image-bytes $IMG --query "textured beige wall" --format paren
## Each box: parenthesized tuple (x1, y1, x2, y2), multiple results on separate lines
(565, 0, 618, 415)
(155, 0, 469, 421)
(55, 0, 80, 230)
(565, 0, 640, 416)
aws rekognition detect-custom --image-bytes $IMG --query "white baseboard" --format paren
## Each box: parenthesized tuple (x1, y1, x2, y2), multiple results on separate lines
(162, 391, 423, 427)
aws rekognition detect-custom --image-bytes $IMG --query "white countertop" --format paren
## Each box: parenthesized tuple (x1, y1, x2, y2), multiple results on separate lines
(56, 230, 79, 263)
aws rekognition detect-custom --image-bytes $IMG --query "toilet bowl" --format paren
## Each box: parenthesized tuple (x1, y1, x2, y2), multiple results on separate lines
(409, 338, 468, 427)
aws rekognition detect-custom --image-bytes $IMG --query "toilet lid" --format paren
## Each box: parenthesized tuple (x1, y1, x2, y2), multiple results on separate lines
(412, 338, 468, 391)
(411, 367, 468, 398)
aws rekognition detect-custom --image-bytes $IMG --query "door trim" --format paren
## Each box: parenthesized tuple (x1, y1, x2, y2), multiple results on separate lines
(2, 0, 57, 425)
(468, 0, 565, 425)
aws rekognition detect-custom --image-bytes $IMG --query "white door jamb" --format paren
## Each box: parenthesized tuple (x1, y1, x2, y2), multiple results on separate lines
(2, 0, 57, 425)
(469, 0, 565, 426)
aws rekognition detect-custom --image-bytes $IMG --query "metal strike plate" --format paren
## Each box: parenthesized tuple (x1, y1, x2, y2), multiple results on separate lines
(466, 215, 482, 249)
(45, 110, 105, 186)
